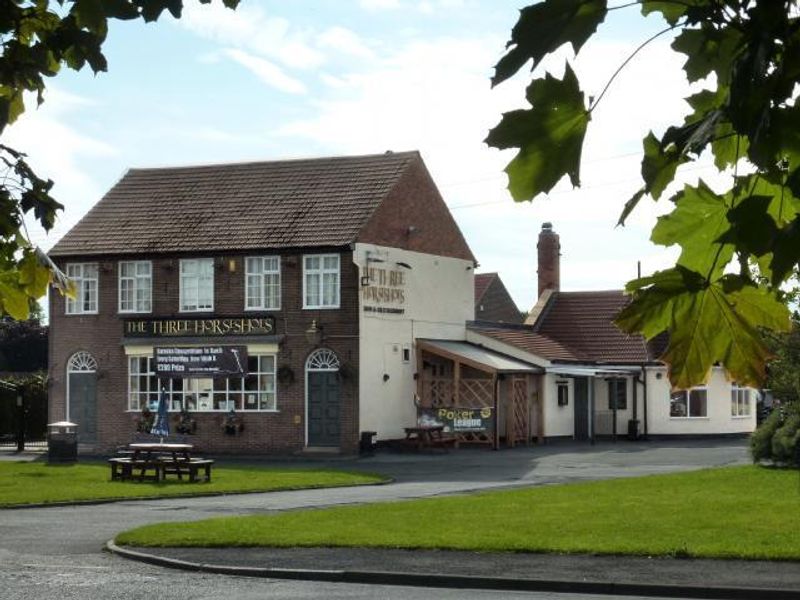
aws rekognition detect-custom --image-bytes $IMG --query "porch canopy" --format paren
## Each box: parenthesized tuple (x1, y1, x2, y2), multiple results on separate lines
(418, 340, 543, 375)
(416, 339, 542, 449)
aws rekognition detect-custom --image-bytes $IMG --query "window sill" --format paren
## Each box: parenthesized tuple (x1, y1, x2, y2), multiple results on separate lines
(731, 415, 752, 419)
(303, 305, 340, 310)
(245, 307, 281, 312)
(126, 409, 280, 414)
(119, 310, 153, 315)
(66, 312, 99, 316)
(669, 416, 710, 420)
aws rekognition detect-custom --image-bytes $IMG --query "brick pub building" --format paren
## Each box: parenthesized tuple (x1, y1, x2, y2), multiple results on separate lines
(48, 152, 475, 454)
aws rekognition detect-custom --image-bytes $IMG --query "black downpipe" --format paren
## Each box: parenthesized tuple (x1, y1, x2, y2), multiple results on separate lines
(642, 365, 648, 439)
(612, 377, 617, 442)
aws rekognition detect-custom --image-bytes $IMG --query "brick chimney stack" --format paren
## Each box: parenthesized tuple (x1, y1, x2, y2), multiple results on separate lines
(537, 222, 560, 297)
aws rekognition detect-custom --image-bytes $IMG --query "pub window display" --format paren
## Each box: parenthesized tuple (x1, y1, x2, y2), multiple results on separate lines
(128, 354, 276, 412)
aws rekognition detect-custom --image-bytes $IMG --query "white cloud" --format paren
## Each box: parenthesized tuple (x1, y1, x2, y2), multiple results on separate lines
(223, 48, 307, 94)
(180, 2, 325, 70)
(359, 0, 402, 10)
(318, 26, 375, 60)
(277, 30, 697, 310)
(3, 88, 116, 250)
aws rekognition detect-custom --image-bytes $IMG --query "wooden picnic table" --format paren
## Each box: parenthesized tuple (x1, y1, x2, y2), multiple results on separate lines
(109, 442, 214, 483)
(404, 425, 457, 451)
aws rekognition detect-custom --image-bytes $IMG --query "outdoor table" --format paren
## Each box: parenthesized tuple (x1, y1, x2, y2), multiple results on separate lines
(404, 425, 453, 451)
(127, 442, 193, 481)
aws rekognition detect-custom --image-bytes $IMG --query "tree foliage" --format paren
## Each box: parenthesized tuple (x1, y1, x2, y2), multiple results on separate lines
(488, 0, 800, 388)
(0, 0, 239, 320)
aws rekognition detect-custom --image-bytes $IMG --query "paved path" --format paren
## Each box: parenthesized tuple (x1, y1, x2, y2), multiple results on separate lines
(5, 439, 796, 599)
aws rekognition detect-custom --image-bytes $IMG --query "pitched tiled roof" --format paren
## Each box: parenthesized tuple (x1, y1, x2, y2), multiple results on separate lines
(468, 323, 580, 362)
(532, 290, 652, 363)
(50, 151, 419, 257)
(474, 273, 496, 303)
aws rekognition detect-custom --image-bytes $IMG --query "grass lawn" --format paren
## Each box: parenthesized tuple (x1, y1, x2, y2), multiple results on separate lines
(0, 461, 386, 507)
(116, 465, 800, 561)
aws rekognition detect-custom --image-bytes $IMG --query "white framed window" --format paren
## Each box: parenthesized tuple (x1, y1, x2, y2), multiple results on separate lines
(670, 387, 708, 418)
(180, 258, 214, 312)
(128, 354, 277, 412)
(245, 256, 281, 310)
(731, 383, 752, 417)
(128, 356, 158, 411)
(118, 261, 152, 313)
(66, 263, 99, 314)
(303, 254, 340, 309)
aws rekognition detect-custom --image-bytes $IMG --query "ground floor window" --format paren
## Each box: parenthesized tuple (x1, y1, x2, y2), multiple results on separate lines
(128, 354, 276, 412)
(670, 387, 707, 418)
(731, 383, 752, 417)
(607, 378, 627, 410)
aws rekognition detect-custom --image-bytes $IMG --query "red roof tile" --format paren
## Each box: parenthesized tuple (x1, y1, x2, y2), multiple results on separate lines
(468, 323, 580, 362)
(533, 290, 651, 363)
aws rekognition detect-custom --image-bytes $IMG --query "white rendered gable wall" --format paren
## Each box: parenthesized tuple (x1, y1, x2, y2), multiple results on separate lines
(354, 243, 473, 440)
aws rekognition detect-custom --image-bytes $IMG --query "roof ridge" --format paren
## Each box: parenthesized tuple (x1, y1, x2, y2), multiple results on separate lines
(126, 150, 421, 173)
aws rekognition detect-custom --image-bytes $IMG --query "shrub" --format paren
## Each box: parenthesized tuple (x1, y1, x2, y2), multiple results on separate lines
(771, 412, 800, 466)
(751, 410, 783, 463)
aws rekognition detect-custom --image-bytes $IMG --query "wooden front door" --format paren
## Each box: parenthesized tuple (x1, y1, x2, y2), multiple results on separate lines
(307, 371, 340, 447)
(68, 372, 97, 444)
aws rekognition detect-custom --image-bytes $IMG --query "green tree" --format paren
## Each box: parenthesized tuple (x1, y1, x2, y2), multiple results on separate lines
(0, 0, 238, 320)
(488, 0, 800, 389)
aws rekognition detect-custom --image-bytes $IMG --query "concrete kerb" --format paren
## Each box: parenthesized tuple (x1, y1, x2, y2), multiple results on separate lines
(105, 541, 800, 600)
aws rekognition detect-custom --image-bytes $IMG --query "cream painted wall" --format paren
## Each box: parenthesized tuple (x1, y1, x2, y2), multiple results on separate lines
(543, 373, 574, 437)
(354, 243, 474, 439)
(644, 366, 756, 435)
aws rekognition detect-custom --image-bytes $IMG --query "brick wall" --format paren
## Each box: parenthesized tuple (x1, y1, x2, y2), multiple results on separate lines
(357, 156, 475, 262)
(49, 248, 361, 455)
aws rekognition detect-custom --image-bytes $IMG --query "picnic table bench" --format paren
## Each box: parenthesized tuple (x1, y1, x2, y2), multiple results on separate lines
(109, 442, 214, 482)
(403, 425, 458, 451)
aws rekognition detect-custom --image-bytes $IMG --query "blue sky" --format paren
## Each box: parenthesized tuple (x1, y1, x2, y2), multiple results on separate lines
(11, 0, 714, 312)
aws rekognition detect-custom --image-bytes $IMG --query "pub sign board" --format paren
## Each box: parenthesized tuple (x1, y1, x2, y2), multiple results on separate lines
(124, 316, 275, 338)
(418, 407, 495, 433)
(155, 346, 248, 378)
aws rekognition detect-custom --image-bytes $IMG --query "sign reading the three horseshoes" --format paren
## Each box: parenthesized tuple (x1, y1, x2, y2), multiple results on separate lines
(154, 346, 248, 378)
(124, 316, 274, 338)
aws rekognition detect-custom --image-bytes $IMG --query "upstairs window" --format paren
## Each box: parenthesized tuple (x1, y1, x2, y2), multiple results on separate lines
(119, 261, 152, 313)
(180, 258, 214, 312)
(303, 254, 340, 309)
(670, 387, 707, 418)
(245, 256, 281, 310)
(731, 383, 752, 417)
(66, 263, 98, 314)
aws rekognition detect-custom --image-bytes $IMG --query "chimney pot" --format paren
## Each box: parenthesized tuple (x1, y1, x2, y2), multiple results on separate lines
(537, 222, 560, 297)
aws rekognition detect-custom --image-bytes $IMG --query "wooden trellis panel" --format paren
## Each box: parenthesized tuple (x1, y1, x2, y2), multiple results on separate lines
(509, 377, 529, 447)
(459, 379, 493, 407)
(422, 377, 453, 408)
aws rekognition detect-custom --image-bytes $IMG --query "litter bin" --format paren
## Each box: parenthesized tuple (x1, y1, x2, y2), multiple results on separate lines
(359, 431, 377, 455)
(48, 421, 78, 464)
(627, 419, 640, 441)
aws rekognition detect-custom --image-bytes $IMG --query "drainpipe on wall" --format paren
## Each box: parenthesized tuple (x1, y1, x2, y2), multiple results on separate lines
(612, 376, 618, 442)
(641, 365, 648, 439)
(588, 376, 595, 445)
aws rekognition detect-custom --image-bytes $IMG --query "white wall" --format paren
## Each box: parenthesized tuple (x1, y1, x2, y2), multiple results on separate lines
(354, 243, 474, 439)
(645, 366, 757, 435)
(542, 373, 574, 437)
(593, 376, 635, 436)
